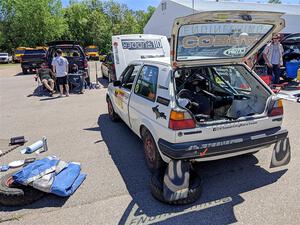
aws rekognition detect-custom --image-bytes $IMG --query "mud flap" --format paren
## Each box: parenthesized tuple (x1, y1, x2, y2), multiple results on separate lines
(163, 159, 190, 201)
(270, 137, 291, 168)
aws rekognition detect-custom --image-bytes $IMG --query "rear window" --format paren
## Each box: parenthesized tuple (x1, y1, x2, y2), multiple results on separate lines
(24, 49, 45, 54)
(177, 23, 273, 60)
(51, 47, 83, 58)
(86, 48, 98, 52)
(15, 50, 25, 54)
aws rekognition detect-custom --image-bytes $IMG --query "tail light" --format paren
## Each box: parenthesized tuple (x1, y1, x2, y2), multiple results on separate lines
(20, 57, 23, 63)
(84, 59, 88, 68)
(112, 64, 115, 72)
(169, 110, 196, 130)
(268, 99, 283, 117)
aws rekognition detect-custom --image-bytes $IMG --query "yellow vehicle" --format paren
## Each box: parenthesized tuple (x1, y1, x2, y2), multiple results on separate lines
(85, 45, 99, 60)
(35, 46, 48, 51)
(14, 47, 27, 63)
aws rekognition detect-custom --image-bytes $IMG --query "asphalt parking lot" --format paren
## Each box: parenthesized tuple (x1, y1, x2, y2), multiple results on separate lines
(0, 62, 299, 225)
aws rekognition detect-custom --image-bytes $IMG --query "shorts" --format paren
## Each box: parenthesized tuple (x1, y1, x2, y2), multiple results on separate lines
(41, 75, 52, 81)
(56, 76, 68, 85)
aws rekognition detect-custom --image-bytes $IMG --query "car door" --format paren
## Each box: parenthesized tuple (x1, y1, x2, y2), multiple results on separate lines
(113, 64, 141, 126)
(129, 64, 161, 135)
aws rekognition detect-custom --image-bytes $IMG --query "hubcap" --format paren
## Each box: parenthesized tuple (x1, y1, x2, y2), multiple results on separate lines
(145, 137, 155, 163)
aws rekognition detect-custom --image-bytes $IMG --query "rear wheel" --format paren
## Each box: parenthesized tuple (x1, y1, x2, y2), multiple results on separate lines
(22, 68, 27, 74)
(107, 98, 119, 122)
(142, 129, 165, 173)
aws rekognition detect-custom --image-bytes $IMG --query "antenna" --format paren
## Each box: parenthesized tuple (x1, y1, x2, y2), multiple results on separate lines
(192, 0, 195, 14)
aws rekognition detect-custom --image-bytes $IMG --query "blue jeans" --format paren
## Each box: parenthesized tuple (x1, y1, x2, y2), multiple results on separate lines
(267, 64, 281, 84)
(68, 75, 84, 93)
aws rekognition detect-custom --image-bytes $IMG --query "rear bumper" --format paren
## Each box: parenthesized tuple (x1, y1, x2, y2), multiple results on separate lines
(158, 127, 288, 160)
(21, 62, 43, 69)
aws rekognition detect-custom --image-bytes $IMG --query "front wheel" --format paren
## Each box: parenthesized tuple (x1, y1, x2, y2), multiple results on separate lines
(22, 68, 28, 74)
(107, 98, 119, 122)
(142, 129, 165, 173)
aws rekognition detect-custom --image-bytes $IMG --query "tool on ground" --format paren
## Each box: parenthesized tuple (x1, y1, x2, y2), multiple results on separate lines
(10, 136, 26, 146)
(21, 137, 48, 154)
(1, 158, 36, 171)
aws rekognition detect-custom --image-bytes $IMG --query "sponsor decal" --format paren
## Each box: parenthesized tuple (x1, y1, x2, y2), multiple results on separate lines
(223, 47, 247, 57)
(199, 138, 243, 149)
(152, 105, 166, 120)
(121, 39, 162, 50)
(124, 197, 232, 225)
(212, 121, 257, 131)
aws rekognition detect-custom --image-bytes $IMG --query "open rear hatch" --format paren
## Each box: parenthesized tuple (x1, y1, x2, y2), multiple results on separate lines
(170, 11, 284, 67)
(169, 11, 285, 124)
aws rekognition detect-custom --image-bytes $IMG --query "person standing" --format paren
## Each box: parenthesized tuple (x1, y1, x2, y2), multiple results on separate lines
(263, 34, 284, 84)
(52, 49, 69, 97)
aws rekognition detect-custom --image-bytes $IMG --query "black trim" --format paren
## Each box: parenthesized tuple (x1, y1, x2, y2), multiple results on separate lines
(184, 130, 202, 135)
(158, 127, 288, 160)
(158, 85, 168, 90)
(157, 96, 170, 106)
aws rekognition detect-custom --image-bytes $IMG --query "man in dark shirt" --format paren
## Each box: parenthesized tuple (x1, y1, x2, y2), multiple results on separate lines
(36, 63, 55, 95)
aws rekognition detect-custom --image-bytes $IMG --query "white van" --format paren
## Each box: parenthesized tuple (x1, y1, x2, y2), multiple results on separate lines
(112, 34, 170, 80)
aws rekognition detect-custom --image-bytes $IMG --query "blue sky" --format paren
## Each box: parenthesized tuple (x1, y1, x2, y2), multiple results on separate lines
(62, 0, 299, 11)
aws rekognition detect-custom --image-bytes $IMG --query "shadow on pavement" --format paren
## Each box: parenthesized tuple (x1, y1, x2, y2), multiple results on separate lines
(98, 114, 287, 225)
(98, 77, 109, 88)
(14, 71, 35, 76)
(0, 195, 69, 212)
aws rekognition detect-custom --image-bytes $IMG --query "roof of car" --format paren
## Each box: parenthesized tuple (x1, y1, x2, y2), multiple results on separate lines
(130, 57, 170, 67)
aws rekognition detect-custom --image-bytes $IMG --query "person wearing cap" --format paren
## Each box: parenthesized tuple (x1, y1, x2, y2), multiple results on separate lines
(51, 49, 69, 97)
(263, 34, 284, 84)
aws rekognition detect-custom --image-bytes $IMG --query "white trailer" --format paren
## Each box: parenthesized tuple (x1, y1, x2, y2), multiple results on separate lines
(112, 34, 170, 80)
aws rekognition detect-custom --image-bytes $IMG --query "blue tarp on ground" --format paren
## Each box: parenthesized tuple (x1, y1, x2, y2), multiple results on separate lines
(13, 156, 86, 197)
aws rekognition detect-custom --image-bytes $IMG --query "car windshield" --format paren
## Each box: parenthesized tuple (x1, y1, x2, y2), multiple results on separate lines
(0, 53, 8, 56)
(15, 50, 25, 54)
(24, 49, 45, 54)
(177, 23, 273, 60)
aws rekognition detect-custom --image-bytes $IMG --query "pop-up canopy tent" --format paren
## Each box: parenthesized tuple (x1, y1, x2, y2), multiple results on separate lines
(144, 0, 300, 37)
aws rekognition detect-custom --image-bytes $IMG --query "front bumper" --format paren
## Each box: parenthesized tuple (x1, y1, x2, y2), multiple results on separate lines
(158, 127, 288, 160)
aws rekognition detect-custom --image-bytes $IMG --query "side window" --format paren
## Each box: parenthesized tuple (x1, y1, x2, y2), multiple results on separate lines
(121, 65, 141, 90)
(134, 65, 158, 101)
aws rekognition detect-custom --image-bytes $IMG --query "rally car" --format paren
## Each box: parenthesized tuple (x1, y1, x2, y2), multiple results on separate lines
(106, 11, 289, 172)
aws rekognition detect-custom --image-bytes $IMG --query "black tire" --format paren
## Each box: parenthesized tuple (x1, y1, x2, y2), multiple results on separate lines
(0, 173, 45, 206)
(22, 68, 28, 74)
(142, 129, 165, 173)
(107, 97, 119, 122)
(150, 169, 202, 205)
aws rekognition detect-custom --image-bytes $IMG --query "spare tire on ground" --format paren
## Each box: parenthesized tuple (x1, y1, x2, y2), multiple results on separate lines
(150, 168, 202, 205)
(0, 172, 45, 206)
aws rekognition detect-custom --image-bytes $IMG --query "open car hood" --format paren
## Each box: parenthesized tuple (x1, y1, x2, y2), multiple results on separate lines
(170, 11, 285, 67)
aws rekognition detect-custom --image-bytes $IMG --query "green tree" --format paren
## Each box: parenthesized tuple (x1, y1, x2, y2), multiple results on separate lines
(0, 0, 66, 50)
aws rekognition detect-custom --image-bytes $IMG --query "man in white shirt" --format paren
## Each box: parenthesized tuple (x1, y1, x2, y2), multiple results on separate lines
(52, 49, 69, 97)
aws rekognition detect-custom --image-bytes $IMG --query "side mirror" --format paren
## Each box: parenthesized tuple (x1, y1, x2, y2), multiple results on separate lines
(113, 80, 121, 87)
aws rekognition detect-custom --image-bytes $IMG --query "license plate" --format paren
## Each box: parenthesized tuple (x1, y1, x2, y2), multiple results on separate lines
(32, 63, 36, 66)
